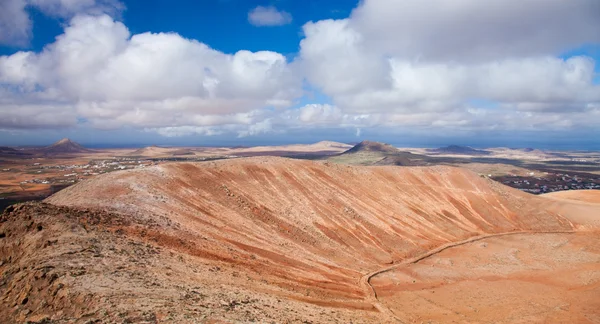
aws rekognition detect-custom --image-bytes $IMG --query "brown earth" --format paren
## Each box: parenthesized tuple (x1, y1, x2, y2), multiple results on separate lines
(1, 157, 599, 323)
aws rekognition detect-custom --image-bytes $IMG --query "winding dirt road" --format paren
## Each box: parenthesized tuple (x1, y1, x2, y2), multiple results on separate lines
(359, 230, 579, 323)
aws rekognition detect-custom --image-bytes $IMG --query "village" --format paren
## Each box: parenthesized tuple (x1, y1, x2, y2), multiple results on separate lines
(1, 158, 154, 189)
(493, 171, 600, 194)
(2, 155, 230, 191)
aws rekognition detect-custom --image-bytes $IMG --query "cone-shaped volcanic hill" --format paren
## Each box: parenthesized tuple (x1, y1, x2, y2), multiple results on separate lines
(330, 141, 430, 166)
(344, 141, 400, 154)
(41, 138, 93, 154)
(2, 157, 598, 323)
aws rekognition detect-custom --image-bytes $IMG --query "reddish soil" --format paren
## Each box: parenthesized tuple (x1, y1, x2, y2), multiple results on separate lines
(1, 157, 598, 323)
(371, 232, 600, 323)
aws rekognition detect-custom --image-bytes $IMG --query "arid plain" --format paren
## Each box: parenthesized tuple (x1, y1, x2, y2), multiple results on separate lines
(0, 140, 599, 323)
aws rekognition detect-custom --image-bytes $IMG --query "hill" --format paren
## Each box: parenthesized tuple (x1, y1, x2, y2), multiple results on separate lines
(0, 146, 31, 157)
(343, 140, 399, 154)
(0, 146, 17, 153)
(130, 145, 170, 156)
(128, 145, 196, 157)
(1, 157, 598, 322)
(430, 145, 491, 155)
(329, 140, 430, 165)
(41, 138, 92, 154)
(312, 141, 352, 149)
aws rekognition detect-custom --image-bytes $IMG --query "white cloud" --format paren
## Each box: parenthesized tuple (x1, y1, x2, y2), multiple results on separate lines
(298, 0, 600, 131)
(237, 119, 273, 137)
(149, 126, 224, 137)
(349, 0, 600, 62)
(0, 15, 302, 133)
(0, 102, 77, 129)
(0, 0, 30, 47)
(0, 0, 125, 46)
(2, 0, 600, 139)
(298, 104, 343, 124)
(248, 6, 292, 27)
(280, 104, 376, 129)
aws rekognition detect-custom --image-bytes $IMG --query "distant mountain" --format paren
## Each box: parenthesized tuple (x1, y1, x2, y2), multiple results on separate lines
(330, 140, 430, 166)
(343, 140, 400, 154)
(42, 138, 92, 154)
(0, 146, 32, 157)
(130, 145, 170, 156)
(0, 146, 18, 153)
(129, 145, 197, 157)
(516, 147, 548, 156)
(311, 141, 352, 149)
(430, 145, 491, 156)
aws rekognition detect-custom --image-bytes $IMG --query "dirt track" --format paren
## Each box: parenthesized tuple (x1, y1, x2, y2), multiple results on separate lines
(360, 230, 581, 323)
(371, 231, 600, 323)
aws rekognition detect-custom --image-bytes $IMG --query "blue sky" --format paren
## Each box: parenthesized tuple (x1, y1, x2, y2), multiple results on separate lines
(0, 0, 358, 56)
(0, 0, 599, 149)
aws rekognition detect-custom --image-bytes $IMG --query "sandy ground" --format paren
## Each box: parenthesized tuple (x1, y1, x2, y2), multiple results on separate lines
(372, 232, 600, 323)
(1, 157, 599, 323)
(543, 190, 600, 204)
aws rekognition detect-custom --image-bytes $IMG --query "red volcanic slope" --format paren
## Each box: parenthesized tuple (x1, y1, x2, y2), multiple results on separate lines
(46, 157, 575, 301)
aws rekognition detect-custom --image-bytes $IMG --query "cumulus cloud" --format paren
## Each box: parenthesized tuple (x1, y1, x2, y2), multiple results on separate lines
(298, 0, 600, 132)
(0, 0, 125, 46)
(2, 0, 600, 139)
(0, 15, 301, 133)
(248, 6, 292, 27)
(0, 0, 31, 47)
(349, 0, 600, 62)
(0, 102, 77, 129)
(277, 102, 600, 134)
(279, 104, 375, 130)
(237, 119, 273, 137)
(298, 104, 343, 124)
(149, 126, 224, 138)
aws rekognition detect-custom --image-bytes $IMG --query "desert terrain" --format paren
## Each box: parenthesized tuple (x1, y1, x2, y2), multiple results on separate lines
(2, 1, 598, 322)
(329, 141, 600, 194)
(371, 231, 600, 323)
(3, 139, 599, 213)
(0, 139, 353, 212)
(1, 156, 598, 323)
